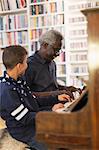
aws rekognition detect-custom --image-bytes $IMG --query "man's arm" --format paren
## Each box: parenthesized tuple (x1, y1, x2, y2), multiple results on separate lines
(23, 61, 35, 88)
(32, 90, 71, 97)
(58, 84, 82, 97)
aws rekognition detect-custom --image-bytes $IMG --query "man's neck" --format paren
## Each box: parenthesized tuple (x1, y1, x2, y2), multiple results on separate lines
(38, 50, 51, 63)
(38, 50, 45, 59)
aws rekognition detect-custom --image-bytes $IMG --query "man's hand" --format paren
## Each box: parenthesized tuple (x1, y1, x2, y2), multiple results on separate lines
(58, 94, 71, 102)
(58, 85, 82, 99)
(52, 103, 64, 111)
(66, 86, 82, 94)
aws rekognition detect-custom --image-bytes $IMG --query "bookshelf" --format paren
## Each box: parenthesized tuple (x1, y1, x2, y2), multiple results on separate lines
(0, 0, 99, 87)
(0, 9, 28, 48)
(64, 0, 98, 88)
(0, 0, 28, 76)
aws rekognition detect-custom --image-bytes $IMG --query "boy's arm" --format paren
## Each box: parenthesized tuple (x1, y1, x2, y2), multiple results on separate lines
(36, 95, 59, 107)
(2, 89, 37, 126)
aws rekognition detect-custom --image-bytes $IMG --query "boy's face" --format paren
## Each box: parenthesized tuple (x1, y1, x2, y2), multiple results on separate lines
(18, 55, 28, 76)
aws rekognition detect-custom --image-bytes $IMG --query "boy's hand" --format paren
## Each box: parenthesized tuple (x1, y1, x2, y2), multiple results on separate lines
(52, 103, 64, 111)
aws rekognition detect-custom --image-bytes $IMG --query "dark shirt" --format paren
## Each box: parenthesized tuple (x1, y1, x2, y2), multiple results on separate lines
(0, 71, 59, 144)
(24, 51, 58, 92)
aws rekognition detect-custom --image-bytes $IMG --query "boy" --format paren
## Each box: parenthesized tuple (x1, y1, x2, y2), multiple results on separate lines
(0, 45, 70, 150)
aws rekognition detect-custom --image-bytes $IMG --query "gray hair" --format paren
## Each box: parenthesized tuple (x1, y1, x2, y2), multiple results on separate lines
(39, 30, 63, 46)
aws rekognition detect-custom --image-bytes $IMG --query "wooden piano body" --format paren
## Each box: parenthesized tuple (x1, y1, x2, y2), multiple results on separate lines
(35, 8, 99, 149)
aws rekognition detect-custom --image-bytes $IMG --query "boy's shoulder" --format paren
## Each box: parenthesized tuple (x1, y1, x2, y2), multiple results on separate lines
(0, 76, 4, 81)
(0, 77, 6, 86)
(0, 77, 14, 90)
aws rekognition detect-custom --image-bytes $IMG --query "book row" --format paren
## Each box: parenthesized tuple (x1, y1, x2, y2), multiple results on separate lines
(0, 14, 28, 30)
(69, 29, 87, 36)
(68, 2, 98, 11)
(56, 64, 66, 75)
(0, 0, 27, 11)
(69, 16, 86, 24)
(70, 75, 89, 88)
(30, 14, 64, 28)
(70, 53, 87, 61)
(0, 31, 28, 46)
(30, 26, 65, 40)
(71, 65, 88, 74)
(30, 1, 64, 15)
(70, 40, 88, 50)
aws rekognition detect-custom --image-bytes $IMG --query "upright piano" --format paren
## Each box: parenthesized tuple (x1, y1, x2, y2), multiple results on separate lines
(35, 7, 99, 150)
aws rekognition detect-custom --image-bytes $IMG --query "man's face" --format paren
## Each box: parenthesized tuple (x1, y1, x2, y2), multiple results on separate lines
(45, 40, 62, 61)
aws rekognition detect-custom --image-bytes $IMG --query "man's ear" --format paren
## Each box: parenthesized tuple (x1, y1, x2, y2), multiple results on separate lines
(42, 43, 48, 48)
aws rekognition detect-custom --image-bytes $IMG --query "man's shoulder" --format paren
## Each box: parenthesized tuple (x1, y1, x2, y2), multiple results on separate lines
(28, 53, 39, 64)
(28, 52, 45, 68)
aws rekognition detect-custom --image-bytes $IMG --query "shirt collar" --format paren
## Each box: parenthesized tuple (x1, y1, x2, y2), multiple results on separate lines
(36, 51, 47, 64)
(3, 71, 24, 85)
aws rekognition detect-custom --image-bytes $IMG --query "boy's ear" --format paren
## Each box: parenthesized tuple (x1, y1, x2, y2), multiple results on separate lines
(16, 63, 21, 70)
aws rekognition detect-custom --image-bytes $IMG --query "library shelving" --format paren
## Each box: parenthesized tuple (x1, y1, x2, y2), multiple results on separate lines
(64, 0, 98, 88)
(0, 0, 28, 75)
(0, 0, 99, 87)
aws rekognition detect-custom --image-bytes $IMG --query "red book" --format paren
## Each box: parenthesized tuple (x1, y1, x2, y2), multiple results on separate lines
(20, 0, 26, 8)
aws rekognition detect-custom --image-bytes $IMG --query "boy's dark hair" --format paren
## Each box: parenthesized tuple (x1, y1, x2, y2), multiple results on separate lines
(2, 45, 28, 69)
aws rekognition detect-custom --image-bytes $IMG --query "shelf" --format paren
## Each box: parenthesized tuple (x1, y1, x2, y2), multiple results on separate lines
(30, 24, 64, 30)
(57, 74, 66, 78)
(30, 11, 64, 17)
(69, 49, 88, 52)
(70, 61, 88, 64)
(70, 73, 89, 76)
(0, 28, 28, 33)
(56, 61, 66, 64)
(69, 35, 88, 40)
(30, 0, 58, 6)
(0, 8, 27, 15)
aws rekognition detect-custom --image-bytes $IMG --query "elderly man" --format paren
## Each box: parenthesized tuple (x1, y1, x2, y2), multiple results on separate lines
(24, 30, 81, 98)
